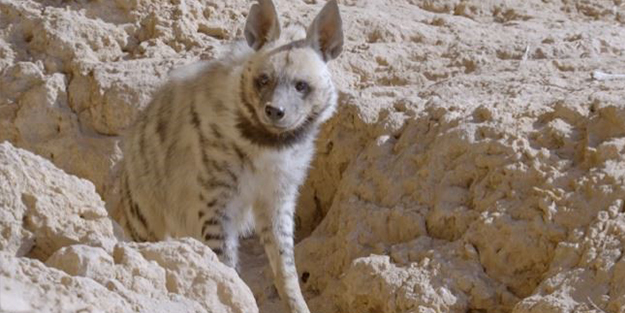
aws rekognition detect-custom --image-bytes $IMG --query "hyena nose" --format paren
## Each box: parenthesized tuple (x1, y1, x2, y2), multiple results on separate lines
(264, 105, 285, 121)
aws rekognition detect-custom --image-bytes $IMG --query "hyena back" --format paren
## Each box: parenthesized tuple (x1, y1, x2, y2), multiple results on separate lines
(115, 1, 343, 312)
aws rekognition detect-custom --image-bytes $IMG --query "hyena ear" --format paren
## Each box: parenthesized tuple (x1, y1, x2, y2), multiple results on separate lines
(306, 0, 344, 62)
(244, 0, 281, 50)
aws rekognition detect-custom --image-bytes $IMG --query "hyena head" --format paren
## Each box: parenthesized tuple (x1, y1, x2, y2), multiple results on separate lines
(238, 0, 343, 148)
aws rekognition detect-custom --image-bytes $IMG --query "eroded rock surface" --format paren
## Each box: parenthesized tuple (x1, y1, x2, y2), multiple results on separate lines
(0, 141, 114, 260)
(293, 1, 625, 313)
(0, 142, 258, 313)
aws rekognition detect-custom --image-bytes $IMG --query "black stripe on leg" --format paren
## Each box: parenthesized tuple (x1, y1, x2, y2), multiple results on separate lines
(205, 218, 220, 225)
(201, 218, 221, 236)
(201, 221, 209, 235)
(204, 233, 224, 241)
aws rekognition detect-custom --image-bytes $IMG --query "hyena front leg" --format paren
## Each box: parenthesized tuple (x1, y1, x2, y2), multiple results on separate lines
(255, 193, 309, 313)
(197, 183, 239, 268)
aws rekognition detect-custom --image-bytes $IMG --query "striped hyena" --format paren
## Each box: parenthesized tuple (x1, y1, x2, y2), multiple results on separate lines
(115, 0, 343, 312)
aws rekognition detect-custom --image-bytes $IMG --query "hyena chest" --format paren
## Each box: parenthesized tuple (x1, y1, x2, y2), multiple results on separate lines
(217, 148, 309, 235)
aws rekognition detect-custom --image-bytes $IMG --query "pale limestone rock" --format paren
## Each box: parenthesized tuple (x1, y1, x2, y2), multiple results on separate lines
(0, 239, 258, 313)
(0, 252, 128, 313)
(67, 60, 175, 136)
(512, 211, 625, 313)
(294, 91, 625, 312)
(0, 143, 258, 313)
(45, 239, 259, 313)
(0, 141, 114, 260)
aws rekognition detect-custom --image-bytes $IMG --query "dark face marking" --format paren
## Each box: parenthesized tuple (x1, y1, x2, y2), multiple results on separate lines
(248, 71, 278, 118)
(240, 73, 261, 120)
(295, 81, 311, 95)
(255, 73, 271, 90)
(237, 74, 320, 149)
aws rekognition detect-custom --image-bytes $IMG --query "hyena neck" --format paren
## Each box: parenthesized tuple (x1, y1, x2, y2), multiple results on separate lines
(234, 108, 320, 152)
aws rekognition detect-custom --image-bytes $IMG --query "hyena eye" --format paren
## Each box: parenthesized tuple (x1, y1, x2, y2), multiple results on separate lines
(255, 73, 270, 89)
(295, 81, 309, 93)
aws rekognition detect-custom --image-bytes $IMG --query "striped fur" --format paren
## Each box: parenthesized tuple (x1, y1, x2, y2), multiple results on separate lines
(115, 1, 343, 312)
